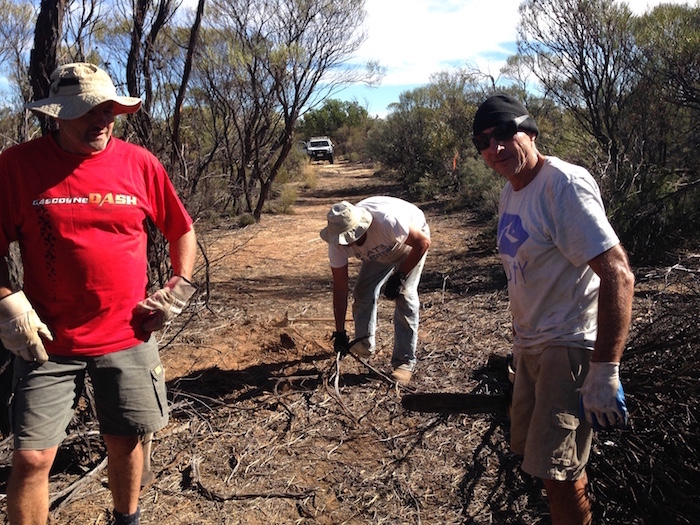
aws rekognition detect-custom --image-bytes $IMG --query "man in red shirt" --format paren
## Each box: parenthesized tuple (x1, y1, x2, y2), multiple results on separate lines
(0, 63, 197, 525)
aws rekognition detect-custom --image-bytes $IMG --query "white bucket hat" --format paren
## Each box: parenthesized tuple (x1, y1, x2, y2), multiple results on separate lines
(25, 62, 142, 120)
(320, 201, 373, 245)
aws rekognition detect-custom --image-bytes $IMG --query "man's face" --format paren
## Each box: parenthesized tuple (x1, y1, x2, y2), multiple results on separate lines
(56, 102, 116, 155)
(478, 127, 538, 180)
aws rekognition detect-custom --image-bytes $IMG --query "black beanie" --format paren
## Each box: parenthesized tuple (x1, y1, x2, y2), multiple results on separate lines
(473, 93, 539, 137)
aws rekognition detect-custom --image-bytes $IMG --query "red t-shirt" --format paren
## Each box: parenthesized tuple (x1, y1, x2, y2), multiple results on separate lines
(0, 134, 193, 356)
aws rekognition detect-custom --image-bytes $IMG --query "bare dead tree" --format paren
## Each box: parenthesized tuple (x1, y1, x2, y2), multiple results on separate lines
(28, 0, 67, 136)
(170, 0, 205, 180)
(62, 0, 100, 61)
(126, 0, 179, 147)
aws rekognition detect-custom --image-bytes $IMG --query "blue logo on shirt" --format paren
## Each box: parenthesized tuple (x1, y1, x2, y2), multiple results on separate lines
(498, 213, 528, 257)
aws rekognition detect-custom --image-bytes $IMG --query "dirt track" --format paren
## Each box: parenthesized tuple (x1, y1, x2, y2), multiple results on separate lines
(4, 160, 696, 524)
(162, 161, 422, 377)
(160, 160, 506, 382)
(18, 160, 527, 525)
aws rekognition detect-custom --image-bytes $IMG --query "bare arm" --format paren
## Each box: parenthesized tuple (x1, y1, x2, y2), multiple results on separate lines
(397, 226, 431, 275)
(331, 265, 349, 333)
(588, 243, 635, 363)
(169, 226, 197, 281)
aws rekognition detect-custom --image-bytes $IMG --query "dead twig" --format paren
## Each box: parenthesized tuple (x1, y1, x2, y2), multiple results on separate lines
(49, 456, 108, 511)
(325, 352, 359, 423)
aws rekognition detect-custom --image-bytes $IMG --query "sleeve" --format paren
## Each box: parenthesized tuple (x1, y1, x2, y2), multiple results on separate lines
(548, 171, 619, 267)
(328, 243, 350, 268)
(143, 152, 193, 242)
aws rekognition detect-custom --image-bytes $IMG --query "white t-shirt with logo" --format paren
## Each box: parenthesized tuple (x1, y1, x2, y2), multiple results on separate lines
(498, 156, 619, 352)
(328, 196, 429, 268)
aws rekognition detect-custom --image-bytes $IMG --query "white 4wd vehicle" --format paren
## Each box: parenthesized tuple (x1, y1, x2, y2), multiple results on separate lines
(306, 136, 334, 164)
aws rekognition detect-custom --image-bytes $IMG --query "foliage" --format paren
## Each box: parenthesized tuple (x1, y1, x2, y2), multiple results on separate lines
(361, 0, 700, 262)
(2, 0, 699, 271)
(634, 3, 700, 113)
(513, 0, 700, 262)
(0, 0, 36, 142)
(367, 70, 501, 209)
(296, 98, 375, 161)
(453, 156, 504, 220)
(276, 185, 298, 214)
(297, 98, 369, 138)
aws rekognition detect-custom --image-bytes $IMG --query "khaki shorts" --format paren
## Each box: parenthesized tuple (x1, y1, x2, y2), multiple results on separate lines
(510, 345, 593, 481)
(10, 338, 168, 450)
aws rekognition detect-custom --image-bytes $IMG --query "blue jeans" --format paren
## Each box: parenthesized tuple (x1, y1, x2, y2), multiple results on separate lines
(351, 252, 427, 370)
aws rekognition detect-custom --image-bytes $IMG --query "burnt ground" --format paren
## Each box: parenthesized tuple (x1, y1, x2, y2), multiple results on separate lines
(0, 160, 698, 524)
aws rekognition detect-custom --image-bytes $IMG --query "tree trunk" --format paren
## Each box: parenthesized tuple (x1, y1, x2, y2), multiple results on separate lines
(171, 0, 205, 181)
(28, 0, 65, 136)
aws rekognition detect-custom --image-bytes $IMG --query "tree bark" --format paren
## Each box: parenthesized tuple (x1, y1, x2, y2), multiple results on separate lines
(28, 0, 65, 136)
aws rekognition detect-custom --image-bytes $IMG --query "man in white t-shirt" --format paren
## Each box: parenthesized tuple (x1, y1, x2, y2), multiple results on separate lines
(320, 197, 431, 384)
(472, 94, 635, 525)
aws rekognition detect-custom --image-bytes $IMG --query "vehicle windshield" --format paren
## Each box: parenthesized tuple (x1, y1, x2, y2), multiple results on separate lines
(309, 140, 329, 147)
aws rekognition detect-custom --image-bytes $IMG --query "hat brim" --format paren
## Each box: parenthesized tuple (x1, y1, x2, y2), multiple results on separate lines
(320, 208, 372, 245)
(25, 94, 142, 120)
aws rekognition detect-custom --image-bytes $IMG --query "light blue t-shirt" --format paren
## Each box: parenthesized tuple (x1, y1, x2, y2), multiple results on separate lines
(498, 156, 619, 352)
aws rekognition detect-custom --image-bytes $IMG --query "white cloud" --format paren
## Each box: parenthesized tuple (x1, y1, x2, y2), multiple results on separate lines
(353, 0, 694, 88)
(355, 0, 522, 86)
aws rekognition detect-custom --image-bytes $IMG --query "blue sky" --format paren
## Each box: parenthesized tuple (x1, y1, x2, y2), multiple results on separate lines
(337, 0, 694, 118)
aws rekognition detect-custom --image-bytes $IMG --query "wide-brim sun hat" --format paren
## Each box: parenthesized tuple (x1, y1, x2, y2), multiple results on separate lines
(320, 201, 373, 245)
(25, 62, 142, 120)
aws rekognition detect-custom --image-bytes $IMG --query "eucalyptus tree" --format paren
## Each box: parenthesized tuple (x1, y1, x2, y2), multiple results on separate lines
(196, 0, 379, 220)
(619, 3, 700, 257)
(635, 3, 700, 114)
(367, 69, 492, 200)
(517, 0, 639, 172)
(515, 0, 648, 255)
(0, 0, 36, 144)
(296, 98, 369, 139)
(516, 0, 700, 260)
(27, 0, 67, 136)
(632, 3, 700, 168)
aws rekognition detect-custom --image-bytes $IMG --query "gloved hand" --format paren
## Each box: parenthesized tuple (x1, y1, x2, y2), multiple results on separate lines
(0, 291, 53, 363)
(383, 271, 406, 300)
(579, 361, 629, 430)
(136, 276, 196, 332)
(331, 330, 349, 355)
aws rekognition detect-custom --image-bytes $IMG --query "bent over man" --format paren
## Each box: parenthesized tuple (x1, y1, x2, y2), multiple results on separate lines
(472, 93, 635, 525)
(320, 197, 431, 385)
(0, 63, 197, 525)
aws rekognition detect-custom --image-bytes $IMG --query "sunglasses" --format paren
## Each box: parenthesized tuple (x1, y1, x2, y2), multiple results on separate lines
(472, 115, 530, 151)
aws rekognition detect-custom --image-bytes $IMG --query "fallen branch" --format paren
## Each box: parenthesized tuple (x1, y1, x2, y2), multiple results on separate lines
(276, 311, 353, 327)
(49, 456, 108, 511)
(326, 352, 359, 423)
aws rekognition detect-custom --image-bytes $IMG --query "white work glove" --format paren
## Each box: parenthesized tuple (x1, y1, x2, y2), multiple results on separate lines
(579, 361, 629, 430)
(0, 291, 53, 363)
(136, 276, 196, 332)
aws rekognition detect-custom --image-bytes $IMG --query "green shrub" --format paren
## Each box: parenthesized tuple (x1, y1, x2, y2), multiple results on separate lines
(277, 185, 298, 214)
(238, 213, 256, 227)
